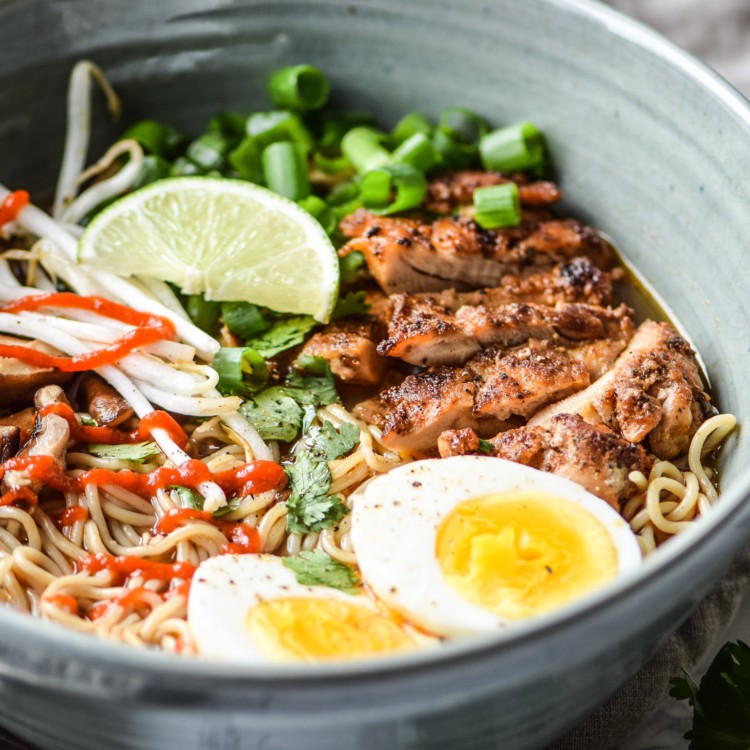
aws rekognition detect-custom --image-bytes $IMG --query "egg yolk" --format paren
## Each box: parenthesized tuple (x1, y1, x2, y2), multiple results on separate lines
(436, 492, 619, 620)
(244, 597, 419, 662)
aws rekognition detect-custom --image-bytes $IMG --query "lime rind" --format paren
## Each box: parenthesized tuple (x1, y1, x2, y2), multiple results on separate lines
(78, 177, 340, 322)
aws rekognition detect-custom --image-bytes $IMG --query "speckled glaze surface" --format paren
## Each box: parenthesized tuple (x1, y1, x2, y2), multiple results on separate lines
(0, 1, 749, 749)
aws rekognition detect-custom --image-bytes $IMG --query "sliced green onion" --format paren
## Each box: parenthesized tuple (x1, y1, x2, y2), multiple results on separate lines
(392, 112, 433, 146)
(432, 129, 477, 169)
(133, 155, 171, 189)
(313, 151, 351, 175)
(186, 294, 221, 334)
(122, 120, 187, 159)
(326, 180, 360, 206)
(214, 347, 268, 396)
(169, 156, 202, 177)
(438, 106, 488, 146)
(261, 142, 311, 200)
(209, 111, 247, 139)
(268, 65, 330, 111)
(359, 170, 391, 206)
(473, 183, 521, 229)
(479, 121, 546, 172)
(228, 137, 263, 182)
(221, 302, 270, 339)
(393, 132, 440, 173)
(246, 111, 314, 153)
(298, 195, 337, 236)
(341, 127, 391, 174)
(360, 163, 426, 215)
(186, 132, 232, 172)
(313, 111, 375, 150)
(339, 251, 365, 284)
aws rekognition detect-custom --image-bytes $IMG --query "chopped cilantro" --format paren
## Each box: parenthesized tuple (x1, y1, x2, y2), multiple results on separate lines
(88, 441, 161, 463)
(671, 640, 750, 749)
(281, 355, 339, 406)
(239, 388, 302, 442)
(246, 315, 318, 358)
(478, 439, 494, 454)
(213, 495, 244, 518)
(282, 550, 360, 594)
(284, 449, 348, 533)
(310, 421, 360, 461)
(331, 290, 371, 320)
(171, 486, 204, 510)
(221, 301, 270, 339)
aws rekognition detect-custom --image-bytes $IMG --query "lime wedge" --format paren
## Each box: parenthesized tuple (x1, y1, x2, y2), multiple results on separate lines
(78, 177, 339, 322)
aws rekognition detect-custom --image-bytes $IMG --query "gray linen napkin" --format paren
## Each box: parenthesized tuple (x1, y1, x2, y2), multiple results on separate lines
(548, 544, 750, 750)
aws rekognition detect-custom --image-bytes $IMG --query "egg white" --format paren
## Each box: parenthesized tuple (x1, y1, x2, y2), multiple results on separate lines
(350, 456, 642, 637)
(187, 553, 437, 663)
(188, 554, 376, 664)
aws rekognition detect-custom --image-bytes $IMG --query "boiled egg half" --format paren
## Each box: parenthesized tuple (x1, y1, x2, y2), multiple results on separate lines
(188, 554, 435, 663)
(350, 456, 641, 637)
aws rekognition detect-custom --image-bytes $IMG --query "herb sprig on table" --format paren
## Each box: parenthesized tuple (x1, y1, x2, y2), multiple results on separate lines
(670, 639, 750, 749)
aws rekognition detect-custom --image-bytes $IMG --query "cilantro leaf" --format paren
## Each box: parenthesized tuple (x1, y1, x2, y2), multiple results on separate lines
(88, 441, 160, 463)
(171, 486, 204, 510)
(221, 301, 269, 339)
(331, 291, 371, 320)
(671, 640, 750, 749)
(213, 495, 244, 518)
(239, 387, 303, 442)
(246, 315, 318, 358)
(310, 421, 360, 461)
(281, 355, 339, 406)
(284, 449, 348, 533)
(282, 550, 361, 594)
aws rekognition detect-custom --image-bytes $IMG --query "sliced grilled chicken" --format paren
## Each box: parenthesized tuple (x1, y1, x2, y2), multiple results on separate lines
(2, 385, 71, 494)
(388, 257, 617, 312)
(438, 413, 652, 508)
(529, 321, 711, 459)
(356, 339, 597, 455)
(340, 209, 617, 295)
(299, 317, 387, 386)
(80, 375, 134, 426)
(379, 299, 633, 367)
(425, 170, 563, 213)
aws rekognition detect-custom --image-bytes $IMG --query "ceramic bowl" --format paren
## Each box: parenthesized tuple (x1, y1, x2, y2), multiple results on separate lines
(0, 1, 748, 749)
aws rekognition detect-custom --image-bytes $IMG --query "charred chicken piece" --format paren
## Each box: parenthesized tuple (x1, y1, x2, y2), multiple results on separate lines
(379, 299, 633, 367)
(529, 321, 712, 460)
(299, 317, 387, 386)
(438, 413, 652, 508)
(424, 170, 563, 214)
(339, 209, 617, 294)
(382, 258, 617, 314)
(356, 338, 602, 455)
